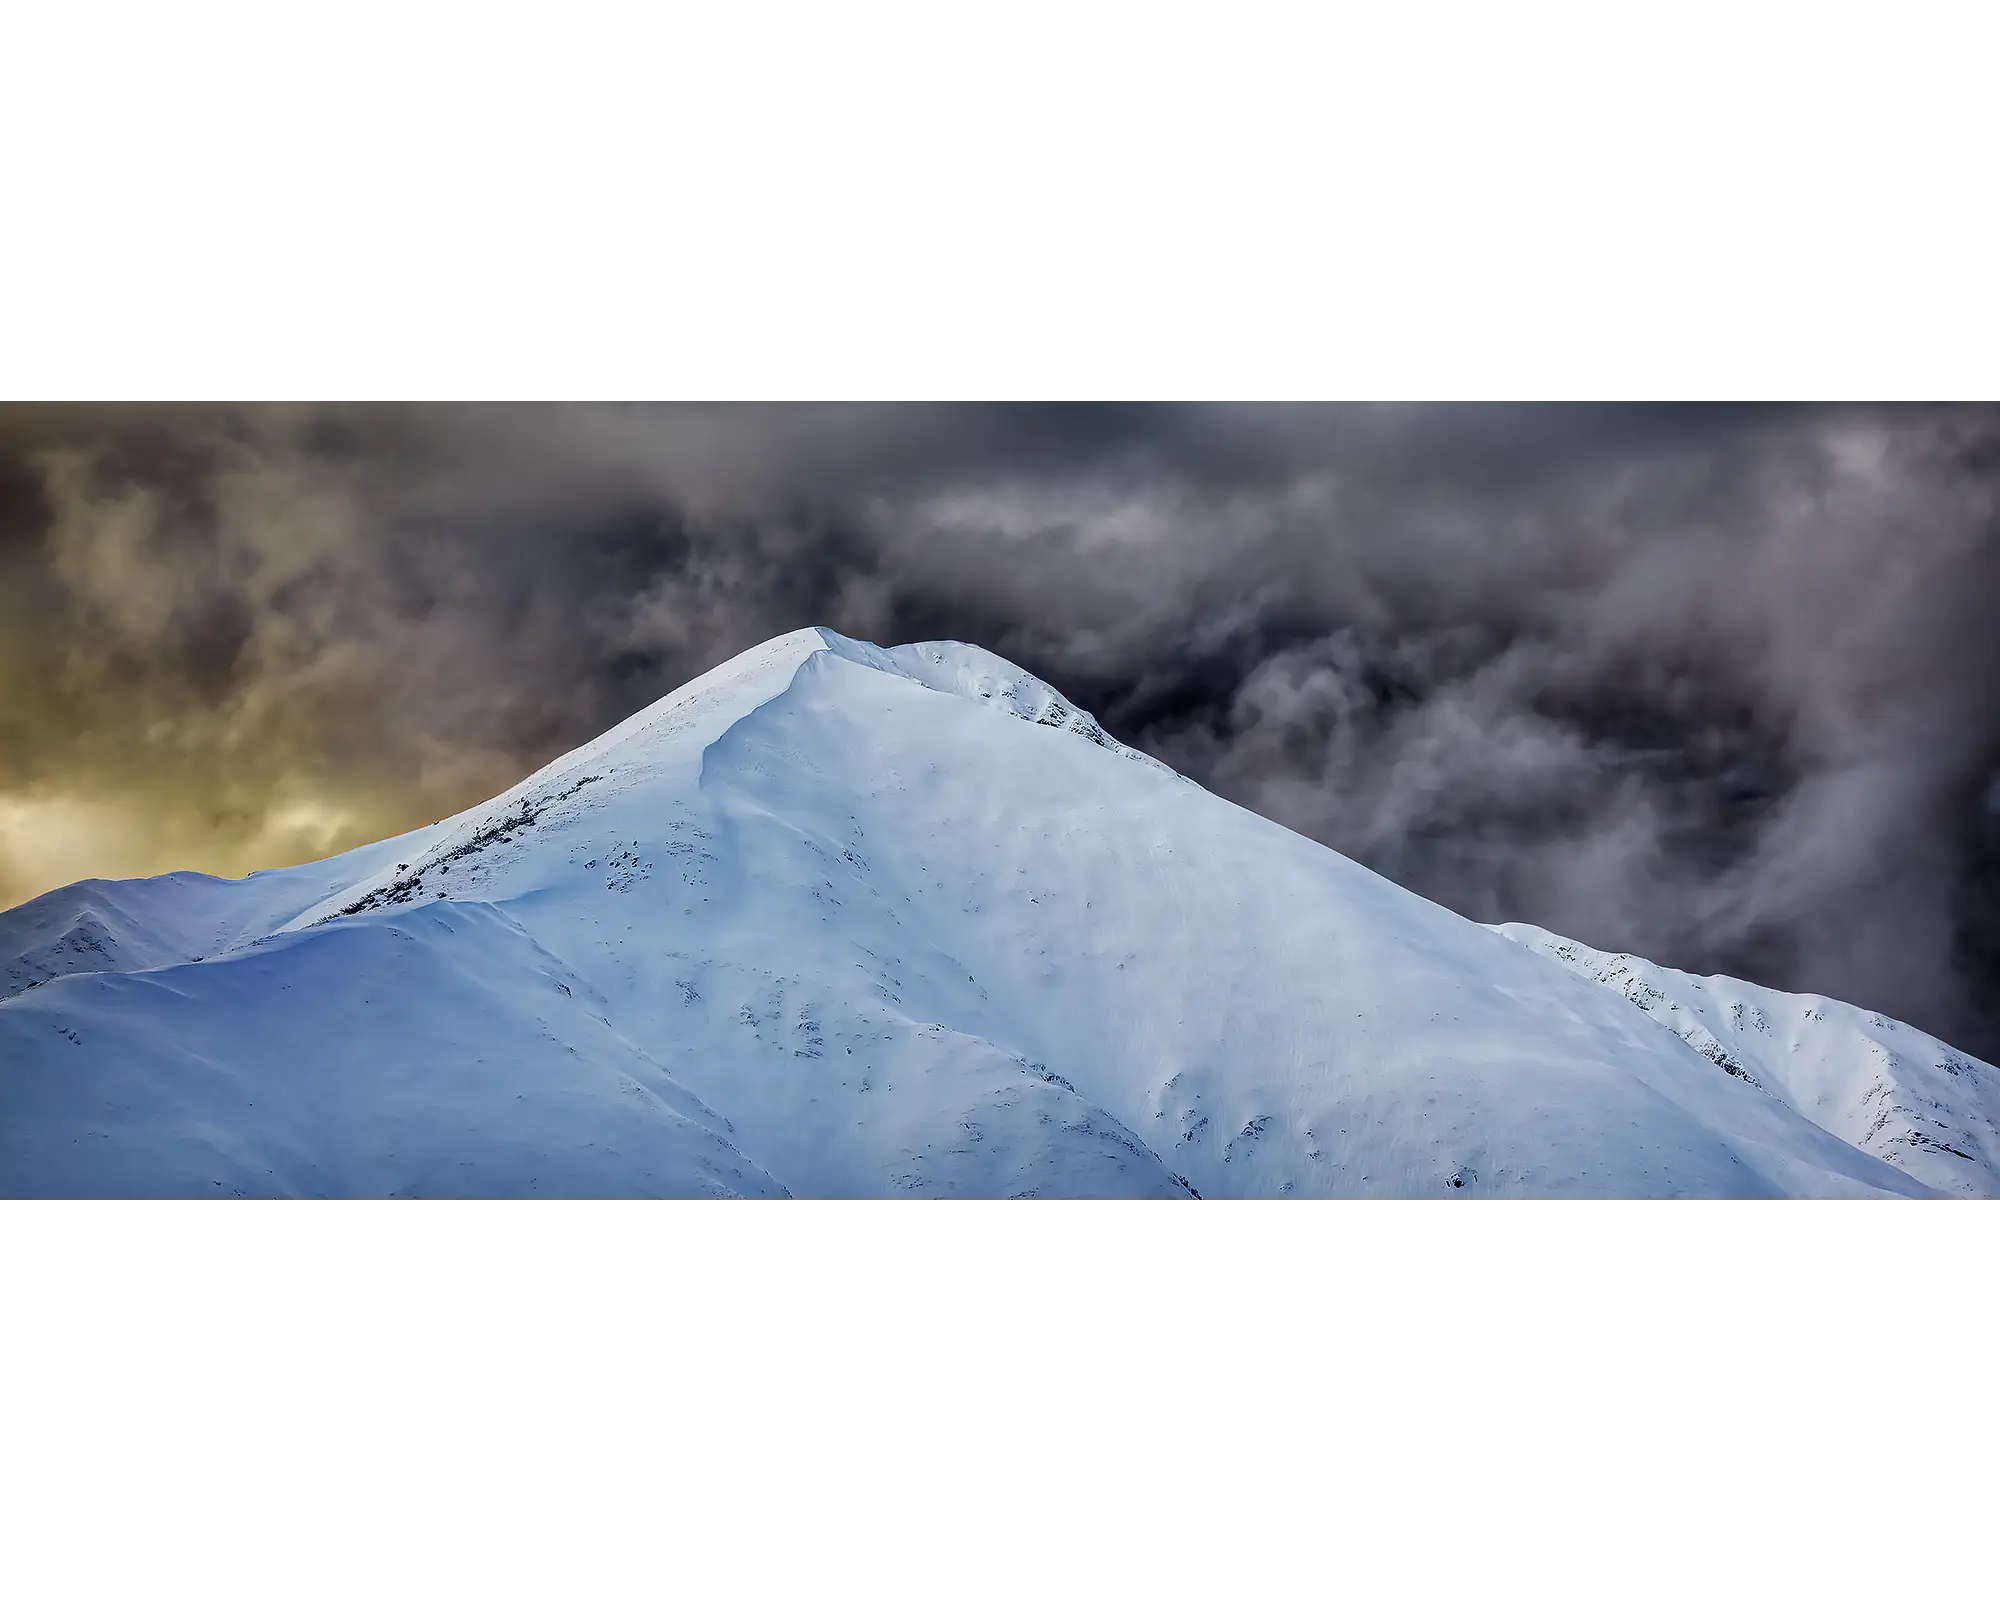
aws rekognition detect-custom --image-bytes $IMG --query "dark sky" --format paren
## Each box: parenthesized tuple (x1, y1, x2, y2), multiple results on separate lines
(3, 403, 1997, 1058)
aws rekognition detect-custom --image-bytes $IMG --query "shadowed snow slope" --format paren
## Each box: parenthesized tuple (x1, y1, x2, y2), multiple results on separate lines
(3, 628, 1992, 1197)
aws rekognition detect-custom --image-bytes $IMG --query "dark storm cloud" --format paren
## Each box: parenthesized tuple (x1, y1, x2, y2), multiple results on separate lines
(2, 403, 1997, 1058)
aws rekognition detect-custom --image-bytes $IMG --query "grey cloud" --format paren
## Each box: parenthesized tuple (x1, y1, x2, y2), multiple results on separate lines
(1, 403, 1995, 1058)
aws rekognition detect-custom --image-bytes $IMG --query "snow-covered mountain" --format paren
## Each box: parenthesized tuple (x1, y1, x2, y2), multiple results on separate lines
(3, 628, 1995, 1197)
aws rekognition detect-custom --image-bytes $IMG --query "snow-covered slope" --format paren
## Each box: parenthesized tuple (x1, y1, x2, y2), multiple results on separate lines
(1492, 925, 2000, 1197)
(2, 627, 1990, 1197)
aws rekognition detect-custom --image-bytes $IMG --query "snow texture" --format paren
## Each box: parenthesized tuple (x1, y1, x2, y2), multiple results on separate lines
(1492, 924, 2000, 1197)
(2, 627, 1991, 1197)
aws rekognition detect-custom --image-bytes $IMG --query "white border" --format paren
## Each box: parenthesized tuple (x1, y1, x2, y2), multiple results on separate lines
(5, 1201, 1997, 1595)
(4, 4, 1996, 397)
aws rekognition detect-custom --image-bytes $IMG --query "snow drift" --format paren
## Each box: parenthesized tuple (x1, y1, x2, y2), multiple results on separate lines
(3, 628, 1994, 1197)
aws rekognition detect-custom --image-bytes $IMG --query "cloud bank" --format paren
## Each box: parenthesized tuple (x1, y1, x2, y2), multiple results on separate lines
(2, 404, 1996, 1056)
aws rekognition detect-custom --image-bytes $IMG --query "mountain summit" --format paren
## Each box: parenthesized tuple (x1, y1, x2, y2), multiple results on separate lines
(4, 628, 1995, 1197)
